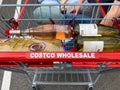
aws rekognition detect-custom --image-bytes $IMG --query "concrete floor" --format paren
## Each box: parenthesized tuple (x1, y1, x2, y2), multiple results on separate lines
(8, 71, 120, 90)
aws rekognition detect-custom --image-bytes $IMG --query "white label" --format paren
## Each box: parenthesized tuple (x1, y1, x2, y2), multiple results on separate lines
(79, 24, 101, 36)
(83, 41, 104, 52)
(10, 30, 20, 34)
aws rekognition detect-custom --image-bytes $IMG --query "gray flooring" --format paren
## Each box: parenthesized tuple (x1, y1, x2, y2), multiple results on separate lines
(9, 72, 120, 90)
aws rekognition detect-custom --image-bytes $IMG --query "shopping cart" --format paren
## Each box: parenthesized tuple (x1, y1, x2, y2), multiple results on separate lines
(0, 1, 120, 90)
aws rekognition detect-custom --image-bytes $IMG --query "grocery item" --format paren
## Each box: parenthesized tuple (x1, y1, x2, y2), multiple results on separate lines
(0, 38, 63, 52)
(74, 24, 120, 37)
(8, 24, 72, 40)
(76, 36, 120, 52)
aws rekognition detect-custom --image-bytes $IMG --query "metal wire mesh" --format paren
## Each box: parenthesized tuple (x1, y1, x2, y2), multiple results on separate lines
(0, 3, 120, 38)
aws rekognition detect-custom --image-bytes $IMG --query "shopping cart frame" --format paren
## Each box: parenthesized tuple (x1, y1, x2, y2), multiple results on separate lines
(0, 3, 120, 90)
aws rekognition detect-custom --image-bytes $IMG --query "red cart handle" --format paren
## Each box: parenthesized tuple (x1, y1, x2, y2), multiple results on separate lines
(97, 0, 107, 16)
(97, 0, 120, 29)
(112, 17, 120, 29)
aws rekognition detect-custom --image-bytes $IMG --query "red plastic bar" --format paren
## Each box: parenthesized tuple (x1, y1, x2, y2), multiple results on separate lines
(72, 62, 120, 68)
(16, 0, 28, 22)
(0, 62, 53, 68)
(97, 0, 107, 16)
(0, 52, 120, 62)
(72, 64, 120, 68)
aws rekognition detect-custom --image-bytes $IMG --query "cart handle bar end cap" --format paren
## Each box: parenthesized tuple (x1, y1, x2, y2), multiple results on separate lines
(5, 28, 10, 36)
(9, 18, 18, 30)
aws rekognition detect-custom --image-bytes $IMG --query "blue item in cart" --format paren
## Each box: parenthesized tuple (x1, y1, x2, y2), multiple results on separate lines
(62, 13, 93, 26)
(62, 39, 74, 51)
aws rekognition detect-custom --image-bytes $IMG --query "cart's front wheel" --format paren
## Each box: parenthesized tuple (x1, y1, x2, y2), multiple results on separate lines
(87, 87, 93, 90)
(32, 86, 38, 90)
(32, 87, 38, 90)
(32, 87, 36, 90)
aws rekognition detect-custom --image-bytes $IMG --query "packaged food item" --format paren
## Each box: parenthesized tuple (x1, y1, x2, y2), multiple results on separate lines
(0, 38, 64, 52)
